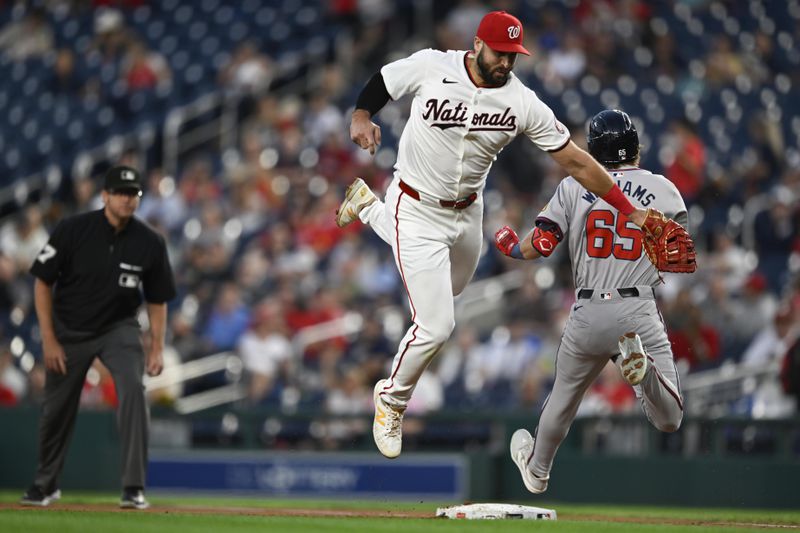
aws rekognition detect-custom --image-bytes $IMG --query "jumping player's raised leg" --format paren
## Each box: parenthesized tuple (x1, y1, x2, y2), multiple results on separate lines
(359, 198, 392, 244)
(636, 352, 683, 432)
(620, 334, 683, 433)
(617, 304, 684, 433)
(336, 177, 393, 244)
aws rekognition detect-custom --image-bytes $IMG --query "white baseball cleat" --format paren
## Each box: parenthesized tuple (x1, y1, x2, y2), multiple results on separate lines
(618, 331, 648, 386)
(20, 487, 61, 507)
(336, 177, 376, 228)
(509, 429, 549, 494)
(373, 379, 405, 459)
(119, 488, 150, 510)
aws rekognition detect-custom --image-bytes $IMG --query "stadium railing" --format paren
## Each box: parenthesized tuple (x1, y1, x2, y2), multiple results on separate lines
(681, 358, 789, 418)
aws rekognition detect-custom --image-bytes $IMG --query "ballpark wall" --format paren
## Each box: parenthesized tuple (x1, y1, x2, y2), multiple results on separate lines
(0, 407, 120, 490)
(1, 407, 798, 507)
(499, 452, 800, 508)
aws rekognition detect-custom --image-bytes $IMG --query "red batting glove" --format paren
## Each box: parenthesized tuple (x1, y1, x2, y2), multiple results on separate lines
(495, 225, 520, 257)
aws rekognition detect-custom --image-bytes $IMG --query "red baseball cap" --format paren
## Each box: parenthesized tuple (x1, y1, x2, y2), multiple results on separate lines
(476, 11, 530, 56)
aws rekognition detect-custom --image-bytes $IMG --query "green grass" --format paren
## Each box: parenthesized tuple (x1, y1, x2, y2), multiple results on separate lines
(1, 491, 799, 532)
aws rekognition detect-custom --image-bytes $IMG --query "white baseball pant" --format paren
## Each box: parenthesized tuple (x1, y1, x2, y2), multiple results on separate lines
(359, 176, 483, 407)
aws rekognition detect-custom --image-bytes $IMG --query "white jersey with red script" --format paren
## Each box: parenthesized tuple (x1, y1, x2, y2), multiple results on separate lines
(536, 166, 689, 289)
(380, 48, 570, 200)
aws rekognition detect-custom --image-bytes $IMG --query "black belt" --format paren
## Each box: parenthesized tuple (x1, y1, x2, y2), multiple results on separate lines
(399, 180, 477, 210)
(578, 287, 646, 299)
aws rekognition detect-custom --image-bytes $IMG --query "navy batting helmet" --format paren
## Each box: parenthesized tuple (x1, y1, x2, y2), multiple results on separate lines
(587, 109, 639, 165)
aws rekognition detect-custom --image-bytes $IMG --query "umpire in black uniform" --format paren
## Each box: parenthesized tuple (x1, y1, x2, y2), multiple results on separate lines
(21, 165, 176, 509)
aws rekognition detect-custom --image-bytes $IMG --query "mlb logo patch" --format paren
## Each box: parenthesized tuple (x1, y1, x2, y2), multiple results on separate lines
(119, 273, 140, 288)
(600, 292, 613, 300)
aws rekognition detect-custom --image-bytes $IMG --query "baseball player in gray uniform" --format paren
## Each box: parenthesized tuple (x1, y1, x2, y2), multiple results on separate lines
(337, 12, 654, 459)
(495, 110, 689, 494)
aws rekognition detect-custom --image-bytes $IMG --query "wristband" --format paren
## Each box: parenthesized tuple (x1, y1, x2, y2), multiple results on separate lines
(510, 243, 524, 259)
(602, 185, 635, 216)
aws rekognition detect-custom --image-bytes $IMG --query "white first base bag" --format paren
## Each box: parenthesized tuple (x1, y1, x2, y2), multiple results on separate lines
(436, 503, 557, 520)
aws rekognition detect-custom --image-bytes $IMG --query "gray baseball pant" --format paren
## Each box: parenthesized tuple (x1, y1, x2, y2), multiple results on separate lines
(529, 287, 684, 479)
(33, 320, 149, 491)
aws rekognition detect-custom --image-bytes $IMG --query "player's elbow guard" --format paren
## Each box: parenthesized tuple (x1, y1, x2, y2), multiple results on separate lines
(530, 226, 561, 257)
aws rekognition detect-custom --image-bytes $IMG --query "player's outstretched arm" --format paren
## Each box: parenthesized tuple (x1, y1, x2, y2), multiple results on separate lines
(548, 141, 647, 226)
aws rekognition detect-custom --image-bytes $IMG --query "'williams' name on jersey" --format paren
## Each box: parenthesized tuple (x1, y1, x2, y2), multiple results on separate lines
(582, 178, 656, 207)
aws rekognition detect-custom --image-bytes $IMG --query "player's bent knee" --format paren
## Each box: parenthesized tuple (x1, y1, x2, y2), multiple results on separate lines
(656, 416, 682, 433)
(422, 319, 455, 346)
(444, 319, 457, 339)
(429, 327, 455, 346)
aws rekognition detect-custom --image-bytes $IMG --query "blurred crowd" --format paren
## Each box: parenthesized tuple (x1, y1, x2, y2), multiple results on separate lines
(1, 1, 799, 426)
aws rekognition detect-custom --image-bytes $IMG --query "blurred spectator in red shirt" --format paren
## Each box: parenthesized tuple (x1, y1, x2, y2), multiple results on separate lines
(295, 190, 348, 254)
(581, 362, 637, 416)
(122, 40, 171, 92)
(666, 118, 706, 204)
(666, 289, 722, 370)
(669, 306, 721, 371)
(80, 360, 118, 409)
(0, 343, 27, 406)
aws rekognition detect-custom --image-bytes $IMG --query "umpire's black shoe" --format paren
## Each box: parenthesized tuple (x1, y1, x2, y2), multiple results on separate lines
(120, 487, 150, 510)
(20, 486, 61, 507)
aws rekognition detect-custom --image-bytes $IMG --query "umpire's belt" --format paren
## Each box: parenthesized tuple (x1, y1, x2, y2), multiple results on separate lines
(577, 287, 655, 300)
(399, 180, 477, 210)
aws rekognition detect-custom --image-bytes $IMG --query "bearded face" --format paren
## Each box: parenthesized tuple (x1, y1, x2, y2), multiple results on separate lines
(476, 45, 516, 86)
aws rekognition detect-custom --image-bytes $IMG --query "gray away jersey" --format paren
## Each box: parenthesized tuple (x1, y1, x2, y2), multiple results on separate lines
(537, 167, 688, 289)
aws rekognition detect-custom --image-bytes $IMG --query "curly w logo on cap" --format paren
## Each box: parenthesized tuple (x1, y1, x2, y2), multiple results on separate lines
(476, 11, 530, 55)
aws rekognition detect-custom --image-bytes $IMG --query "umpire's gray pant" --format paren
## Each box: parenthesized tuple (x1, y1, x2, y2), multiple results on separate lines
(33, 320, 149, 491)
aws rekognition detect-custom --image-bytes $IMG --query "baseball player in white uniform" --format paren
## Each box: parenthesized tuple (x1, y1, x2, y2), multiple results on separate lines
(337, 11, 651, 459)
(495, 109, 689, 494)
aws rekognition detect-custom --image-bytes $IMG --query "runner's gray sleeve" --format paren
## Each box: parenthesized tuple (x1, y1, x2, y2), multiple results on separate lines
(536, 180, 571, 236)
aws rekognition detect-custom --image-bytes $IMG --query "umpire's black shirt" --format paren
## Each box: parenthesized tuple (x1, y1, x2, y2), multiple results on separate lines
(30, 209, 176, 336)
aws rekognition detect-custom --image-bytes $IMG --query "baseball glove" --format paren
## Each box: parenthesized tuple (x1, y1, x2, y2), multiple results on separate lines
(641, 208, 697, 273)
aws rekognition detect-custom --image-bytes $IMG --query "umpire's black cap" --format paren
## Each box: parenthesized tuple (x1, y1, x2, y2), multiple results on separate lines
(104, 165, 142, 193)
